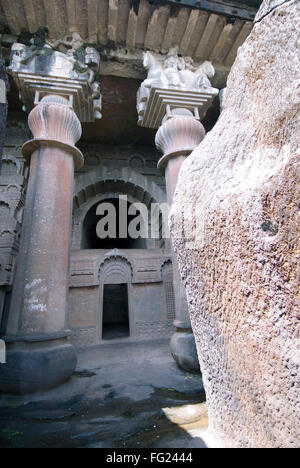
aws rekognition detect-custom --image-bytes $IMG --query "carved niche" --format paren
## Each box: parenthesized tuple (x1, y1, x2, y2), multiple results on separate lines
(99, 253, 133, 285)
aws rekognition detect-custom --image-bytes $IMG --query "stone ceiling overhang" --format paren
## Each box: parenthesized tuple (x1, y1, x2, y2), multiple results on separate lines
(159, 1, 261, 21)
(0, 0, 262, 145)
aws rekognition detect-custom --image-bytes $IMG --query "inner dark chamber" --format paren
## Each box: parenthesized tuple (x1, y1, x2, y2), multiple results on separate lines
(102, 284, 129, 340)
(82, 198, 147, 249)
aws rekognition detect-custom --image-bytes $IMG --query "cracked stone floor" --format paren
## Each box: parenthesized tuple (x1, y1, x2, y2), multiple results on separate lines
(0, 339, 208, 448)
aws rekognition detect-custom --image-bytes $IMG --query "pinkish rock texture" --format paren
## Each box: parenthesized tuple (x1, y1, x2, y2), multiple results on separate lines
(171, 0, 300, 448)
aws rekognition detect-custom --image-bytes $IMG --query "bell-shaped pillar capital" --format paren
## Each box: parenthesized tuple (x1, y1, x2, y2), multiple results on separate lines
(155, 109, 206, 172)
(137, 49, 219, 173)
(22, 95, 84, 169)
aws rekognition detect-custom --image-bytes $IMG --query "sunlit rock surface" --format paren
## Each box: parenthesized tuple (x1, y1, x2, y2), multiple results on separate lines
(171, 0, 300, 448)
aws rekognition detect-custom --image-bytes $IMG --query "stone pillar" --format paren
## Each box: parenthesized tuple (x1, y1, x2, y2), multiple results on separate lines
(137, 50, 218, 372)
(156, 110, 205, 371)
(0, 41, 101, 394)
(0, 95, 83, 394)
(219, 88, 226, 112)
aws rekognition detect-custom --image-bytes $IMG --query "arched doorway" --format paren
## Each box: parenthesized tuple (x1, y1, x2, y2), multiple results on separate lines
(69, 170, 173, 347)
(72, 167, 167, 251)
(98, 256, 133, 341)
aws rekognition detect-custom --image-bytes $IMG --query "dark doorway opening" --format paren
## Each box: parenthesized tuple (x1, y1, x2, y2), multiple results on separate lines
(82, 198, 148, 250)
(0, 290, 11, 336)
(102, 284, 130, 340)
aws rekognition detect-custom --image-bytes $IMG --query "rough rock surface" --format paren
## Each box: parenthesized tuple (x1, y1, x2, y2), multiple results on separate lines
(171, 0, 300, 448)
(255, 0, 293, 21)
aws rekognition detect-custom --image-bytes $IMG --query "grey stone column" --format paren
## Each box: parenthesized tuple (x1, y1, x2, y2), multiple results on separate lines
(156, 110, 206, 371)
(136, 50, 218, 371)
(0, 95, 83, 394)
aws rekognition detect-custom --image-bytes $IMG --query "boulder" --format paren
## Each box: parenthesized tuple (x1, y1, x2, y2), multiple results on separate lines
(171, 0, 300, 448)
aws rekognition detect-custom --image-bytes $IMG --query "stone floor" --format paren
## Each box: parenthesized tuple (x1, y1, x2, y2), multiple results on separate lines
(0, 339, 209, 448)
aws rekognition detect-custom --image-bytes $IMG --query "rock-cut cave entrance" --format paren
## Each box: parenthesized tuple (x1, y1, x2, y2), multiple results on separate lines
(82, 198, 148, 250)
(102, 283, 130, 340)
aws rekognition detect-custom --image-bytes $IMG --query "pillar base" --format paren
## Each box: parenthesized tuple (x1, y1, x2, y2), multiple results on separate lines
(0, 332, 77, 394)
(170, 329, 200, 372)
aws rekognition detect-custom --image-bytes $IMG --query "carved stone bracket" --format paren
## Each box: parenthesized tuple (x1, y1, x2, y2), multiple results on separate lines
(8, 36, 102, 122)
(137, 49, 219, 128)
(139, 87, 219, 129)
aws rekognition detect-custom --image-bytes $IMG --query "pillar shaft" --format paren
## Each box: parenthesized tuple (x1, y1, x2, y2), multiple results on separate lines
(0, 96, 83, 394)
(137, 49, 218, 372)
(165, 154, 193, 329)
(156, 112, 206, 371)
(0, 287, 5, 331)
(8, 96, 83, 336)
(7, 147, 74, 335)
(165, 155, 189, 205)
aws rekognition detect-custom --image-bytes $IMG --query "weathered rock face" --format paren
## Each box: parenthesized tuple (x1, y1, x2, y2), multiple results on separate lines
(171, 0, 300, 448)
(255, 0, 292, 21)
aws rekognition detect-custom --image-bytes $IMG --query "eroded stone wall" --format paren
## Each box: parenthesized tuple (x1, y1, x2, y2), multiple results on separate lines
(76, 144, 165, 189)
(0, 48, 8, 171)
(171, 0, 300, 448)
(0, 115, 29, 331)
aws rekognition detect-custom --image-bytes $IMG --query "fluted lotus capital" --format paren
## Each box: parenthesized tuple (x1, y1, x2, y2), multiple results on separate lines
(155, 114, 205, 171)
(22, 95, 83, 169)
(28, 95, 82, 145)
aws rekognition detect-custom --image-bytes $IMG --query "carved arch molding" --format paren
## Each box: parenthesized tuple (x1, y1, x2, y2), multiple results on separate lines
(99, 255, 133, 284)
(73, 166, 166, 211)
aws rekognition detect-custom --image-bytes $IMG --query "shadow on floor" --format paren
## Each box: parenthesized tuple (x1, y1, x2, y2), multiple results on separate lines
(0, 339, 208, 448)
